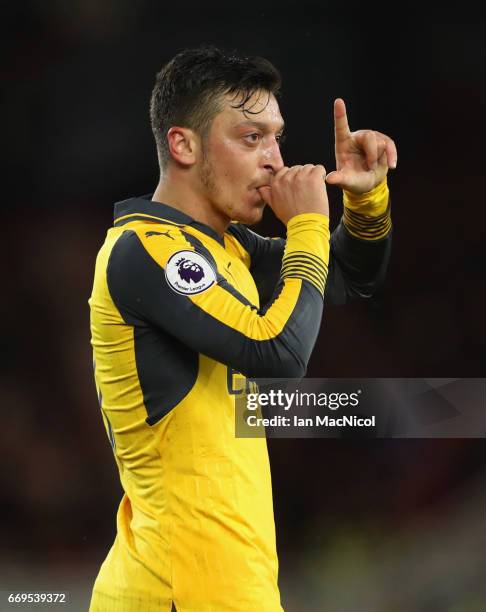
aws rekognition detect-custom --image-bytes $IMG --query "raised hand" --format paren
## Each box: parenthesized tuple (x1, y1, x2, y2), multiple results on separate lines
(325, 98, 397, 194)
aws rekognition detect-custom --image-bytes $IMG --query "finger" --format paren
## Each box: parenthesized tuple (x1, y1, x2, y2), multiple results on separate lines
(310, 164, 326, 180)
(274, 166, 290, 180)
(284, 165, 304, 181)
(325, 169, 345, 185)
(385, 140, 397, 168)
(334, 98, 351, 143)
(374, 131, 398, 168)
(257, 185, 272, 205)
(377, 148, 388, 168)
(377, 138, 387, 162)
(286, 165, 303, 174)
(299, 164, 319, 180)
(355, 130, 378, 170)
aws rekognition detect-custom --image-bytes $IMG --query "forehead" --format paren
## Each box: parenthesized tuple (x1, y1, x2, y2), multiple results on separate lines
(216, 90, 284, 130)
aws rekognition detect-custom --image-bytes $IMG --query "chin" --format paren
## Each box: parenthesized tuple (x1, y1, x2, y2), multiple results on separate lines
(233, 202, 266, 226)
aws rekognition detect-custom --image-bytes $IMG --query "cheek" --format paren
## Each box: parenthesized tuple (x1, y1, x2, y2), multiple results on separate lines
(209, 139, 254, 187)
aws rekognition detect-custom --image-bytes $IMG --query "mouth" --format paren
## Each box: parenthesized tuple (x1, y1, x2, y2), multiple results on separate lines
(251, 181, 270, 190)
(253, 186, 269, 198)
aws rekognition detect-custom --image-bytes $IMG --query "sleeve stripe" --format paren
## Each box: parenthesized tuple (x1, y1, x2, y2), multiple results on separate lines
(281, 257, 328, 286)
(343, 220, 391, 235)
(344, 214, 390, 229)
(343, 204, 392, 241)
(190, 278, 303, 341)
(344, 207, 390, 225)
(285, 249, 329, 267)
(281, 259, 328, 282)
(343, 215, 391, 233)
(343, 225, 391, 241)
(281, 271, 326, 294)
(281, 251, 328, 295)
(281, 267, 327, 293)
(282, 253, 329, 272)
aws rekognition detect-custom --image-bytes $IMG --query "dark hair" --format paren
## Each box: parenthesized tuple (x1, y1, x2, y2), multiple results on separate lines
(150, 45, 281, 168)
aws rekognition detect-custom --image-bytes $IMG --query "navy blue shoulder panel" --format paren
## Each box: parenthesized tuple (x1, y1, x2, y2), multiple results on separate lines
(107, 230, 198, 426)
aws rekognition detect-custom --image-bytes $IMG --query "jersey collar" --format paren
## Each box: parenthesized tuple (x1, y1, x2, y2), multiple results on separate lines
(113, 194, 225, 246)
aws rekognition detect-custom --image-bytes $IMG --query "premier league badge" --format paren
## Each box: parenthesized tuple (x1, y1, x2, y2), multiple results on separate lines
(165, 250, 217, 295)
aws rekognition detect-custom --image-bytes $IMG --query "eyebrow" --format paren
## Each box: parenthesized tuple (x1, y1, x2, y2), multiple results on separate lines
(233, 119, 285, 133)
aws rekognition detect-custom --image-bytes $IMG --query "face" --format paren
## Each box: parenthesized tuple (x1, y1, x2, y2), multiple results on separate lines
(197, 90, 285, 226)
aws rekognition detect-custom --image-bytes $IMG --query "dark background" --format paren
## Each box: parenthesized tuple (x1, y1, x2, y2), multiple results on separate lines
(2, 3, 486, 610)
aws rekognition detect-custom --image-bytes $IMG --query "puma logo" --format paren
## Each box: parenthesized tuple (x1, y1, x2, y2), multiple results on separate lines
(145, 230, 174, 240)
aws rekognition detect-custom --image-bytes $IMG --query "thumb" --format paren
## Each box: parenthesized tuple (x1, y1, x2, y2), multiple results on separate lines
(325, 170, 343, 185)
(257, 185, 272, 205)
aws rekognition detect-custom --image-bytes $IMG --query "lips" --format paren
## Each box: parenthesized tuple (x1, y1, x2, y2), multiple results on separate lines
(251, 179, 271, 190)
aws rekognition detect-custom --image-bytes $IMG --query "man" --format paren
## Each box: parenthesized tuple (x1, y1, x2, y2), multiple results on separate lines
(89, 46, 395, 611)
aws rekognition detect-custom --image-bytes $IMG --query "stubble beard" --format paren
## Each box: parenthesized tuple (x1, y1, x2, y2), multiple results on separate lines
(199, 149, 218, 197)
(199, 148, 236, 222)
(199, 148, 265, 226)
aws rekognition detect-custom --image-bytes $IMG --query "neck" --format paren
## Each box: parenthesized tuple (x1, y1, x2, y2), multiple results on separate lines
(152, 170, 229, 236)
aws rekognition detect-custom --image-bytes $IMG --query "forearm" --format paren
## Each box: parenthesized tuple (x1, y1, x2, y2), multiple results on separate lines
(324, 179, 392, 305)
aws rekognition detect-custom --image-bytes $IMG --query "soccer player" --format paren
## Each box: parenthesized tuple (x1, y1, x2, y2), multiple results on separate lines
(89, 46, 395, 611)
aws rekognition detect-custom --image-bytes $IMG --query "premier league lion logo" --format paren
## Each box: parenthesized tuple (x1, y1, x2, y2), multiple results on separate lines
(175, 257, 205, 284)
(165, 250, 216, 295)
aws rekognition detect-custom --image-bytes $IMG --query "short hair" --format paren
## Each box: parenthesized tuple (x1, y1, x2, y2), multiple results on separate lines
(149, 45, 282, 168)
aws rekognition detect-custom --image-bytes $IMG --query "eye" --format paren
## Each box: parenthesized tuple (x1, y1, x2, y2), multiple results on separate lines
(244, 133, 261, 144)
(276, 133, 286, 146)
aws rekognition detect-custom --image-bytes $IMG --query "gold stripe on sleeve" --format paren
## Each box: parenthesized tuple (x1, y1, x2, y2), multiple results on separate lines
(190, 277, 303, 340)
(343, 178, 391, 240)
(281, 213, 330, 296)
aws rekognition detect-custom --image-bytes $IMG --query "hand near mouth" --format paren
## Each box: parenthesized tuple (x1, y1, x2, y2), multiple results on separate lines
(257, 164, 329, 226)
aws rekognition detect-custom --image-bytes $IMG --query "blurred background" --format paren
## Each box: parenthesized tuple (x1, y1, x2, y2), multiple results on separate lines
(2, 2, 486, 610)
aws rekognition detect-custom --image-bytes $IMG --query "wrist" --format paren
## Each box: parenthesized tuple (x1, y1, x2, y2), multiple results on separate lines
(342, 178, 391, 240)
(343, 178, 388, 216)
(282, 213, 331, 296)
(285, 213, 330, 255)
(285, 211, 329, 227)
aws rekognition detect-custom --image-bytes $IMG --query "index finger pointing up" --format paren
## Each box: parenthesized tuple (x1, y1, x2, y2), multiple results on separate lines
(334, 98, 351, 141)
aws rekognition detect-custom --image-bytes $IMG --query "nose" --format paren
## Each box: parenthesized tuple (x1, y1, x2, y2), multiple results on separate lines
(262, 138, 284, 175)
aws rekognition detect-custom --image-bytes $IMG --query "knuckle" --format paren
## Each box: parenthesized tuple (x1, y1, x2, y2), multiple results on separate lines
(276, 167, 288, 181)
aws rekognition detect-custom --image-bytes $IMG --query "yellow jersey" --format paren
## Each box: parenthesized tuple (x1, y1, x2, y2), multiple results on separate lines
(88, 180, 390, 611)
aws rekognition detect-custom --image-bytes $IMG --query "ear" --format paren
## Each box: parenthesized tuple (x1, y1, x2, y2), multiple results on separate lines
(166, 127, 199, 166)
